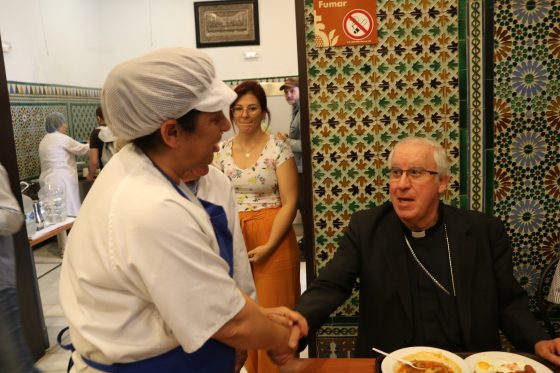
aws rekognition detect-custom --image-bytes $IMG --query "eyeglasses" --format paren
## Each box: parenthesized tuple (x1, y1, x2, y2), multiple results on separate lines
(231, 105, 260, 116)
(389, 167, 438, 180)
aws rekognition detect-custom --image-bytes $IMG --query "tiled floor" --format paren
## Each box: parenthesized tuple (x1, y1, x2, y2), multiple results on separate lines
(33, 222, 308, 371)
(33, 241, 71, 372)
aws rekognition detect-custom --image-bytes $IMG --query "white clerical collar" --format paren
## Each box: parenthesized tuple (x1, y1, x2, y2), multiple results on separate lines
(411, 230, 426, 238)
(406, 217, 442, 239)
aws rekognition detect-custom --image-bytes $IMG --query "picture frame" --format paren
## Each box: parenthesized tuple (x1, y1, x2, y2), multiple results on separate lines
(194, 0, 260, 48)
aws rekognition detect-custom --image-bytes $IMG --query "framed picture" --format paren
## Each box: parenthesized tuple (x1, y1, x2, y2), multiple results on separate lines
(194, 0, 260, 48)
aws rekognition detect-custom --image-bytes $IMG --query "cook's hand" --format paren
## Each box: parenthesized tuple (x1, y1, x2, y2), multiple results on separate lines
(276, 132, 288, 141)
(535, 338, 560, 365)
(265, 308, 308, 365)
(247, 245, 273, 264)
(264, 307, 309, 338)
(86, 173, 94, 181)
(267, 323, 305, 365)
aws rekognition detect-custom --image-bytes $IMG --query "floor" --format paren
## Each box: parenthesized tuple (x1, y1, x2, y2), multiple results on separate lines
(33, 241, 70, 372)
(33, 219, 308, 371)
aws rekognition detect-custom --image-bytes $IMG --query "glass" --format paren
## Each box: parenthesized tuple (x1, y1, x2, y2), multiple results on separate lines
(389, 167, 438, 180)
(231, 105, 260, 116)
(38, 182, 67, 225)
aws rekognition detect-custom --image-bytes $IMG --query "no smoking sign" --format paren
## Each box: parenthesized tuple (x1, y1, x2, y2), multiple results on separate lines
(343, 9, 374, 40)
(313, 0, 377, 47)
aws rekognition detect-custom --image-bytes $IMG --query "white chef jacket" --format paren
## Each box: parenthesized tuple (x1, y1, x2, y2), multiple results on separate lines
(38, 132, 89, 216)
(59, 144, 245, 371)
(196, 166, 257, 301)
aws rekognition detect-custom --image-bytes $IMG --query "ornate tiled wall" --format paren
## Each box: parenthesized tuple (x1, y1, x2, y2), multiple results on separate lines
(302, 0, 461, 356)
(303, 0, 559, 356)
(8, 82, 101, 180)
(492, 0, 560, 318)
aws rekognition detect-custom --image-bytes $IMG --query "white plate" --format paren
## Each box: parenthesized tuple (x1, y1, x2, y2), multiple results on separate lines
(464, 351, 552, 373)
(380, 346, 470, 373)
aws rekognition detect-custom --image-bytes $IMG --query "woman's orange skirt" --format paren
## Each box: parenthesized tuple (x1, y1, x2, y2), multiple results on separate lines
(239, 207, 300, 373)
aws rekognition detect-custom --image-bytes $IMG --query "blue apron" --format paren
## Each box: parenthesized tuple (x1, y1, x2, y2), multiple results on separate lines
(60, 168, 236, 372)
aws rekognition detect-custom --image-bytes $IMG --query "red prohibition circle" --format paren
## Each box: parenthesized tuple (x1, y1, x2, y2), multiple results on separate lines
(343, 9, 374, 40)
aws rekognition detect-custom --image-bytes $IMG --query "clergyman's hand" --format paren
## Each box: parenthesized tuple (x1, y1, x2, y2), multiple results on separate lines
(267, 322, 305, 366)
(263, 307, 309, 342)
(268, 344, 297, 365)
(535, 338, 560, 366)
(264, 307, 308, 365)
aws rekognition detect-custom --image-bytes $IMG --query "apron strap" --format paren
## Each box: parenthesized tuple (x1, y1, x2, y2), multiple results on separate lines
(56, 326, 75, 373)
(199, 198, 234, 277)
(79, 340, 234, 372)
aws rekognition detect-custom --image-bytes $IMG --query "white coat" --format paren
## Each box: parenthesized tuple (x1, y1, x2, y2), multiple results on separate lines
(38, 132, 89, 216)
(59, 144, 245, 371)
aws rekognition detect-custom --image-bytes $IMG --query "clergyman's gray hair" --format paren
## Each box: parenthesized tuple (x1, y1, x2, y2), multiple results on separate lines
(387, 137, 450, 178)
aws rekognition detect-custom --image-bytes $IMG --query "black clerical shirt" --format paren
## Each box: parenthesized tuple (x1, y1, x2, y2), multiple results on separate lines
(403, 215, 466, 351)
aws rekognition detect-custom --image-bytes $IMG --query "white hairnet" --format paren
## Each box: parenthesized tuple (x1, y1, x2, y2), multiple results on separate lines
(101, 47, 236, 141)
(45, 112, 66, 133)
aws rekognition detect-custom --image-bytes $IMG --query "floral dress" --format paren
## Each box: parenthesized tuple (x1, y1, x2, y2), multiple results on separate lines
(214, 135, 294, 212)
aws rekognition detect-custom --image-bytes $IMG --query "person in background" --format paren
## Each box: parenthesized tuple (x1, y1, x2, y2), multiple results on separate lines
(38, 112, 89, 217)
(271, 136, 560, 365)
(276, 78, 301, 173)
(215, 80, 300, 373)
(59, 47, 306, 372)
(86, 106, 105, 181)
(276, 78, 305, 252)
(0, 162, 40, 373)
(87, 106, 117, 181)
(182, 164, 257, 371)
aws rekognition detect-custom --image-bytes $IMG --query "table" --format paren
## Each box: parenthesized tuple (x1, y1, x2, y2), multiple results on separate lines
(279, 358, 376, 372)
(280, 353, 556, 373)
(28, 217, 75, 250)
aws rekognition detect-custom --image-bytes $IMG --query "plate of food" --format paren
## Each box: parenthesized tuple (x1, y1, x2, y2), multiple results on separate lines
(464, 351, 552, 373)
(380, 346, 470, 373)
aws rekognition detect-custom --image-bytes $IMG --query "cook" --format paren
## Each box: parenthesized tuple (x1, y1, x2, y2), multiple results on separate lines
(59, 47, 307, 372)
(38, 112, 89, 217)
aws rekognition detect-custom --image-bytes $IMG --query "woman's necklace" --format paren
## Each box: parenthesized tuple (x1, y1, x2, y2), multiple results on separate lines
(242, 143, 259, 158)
(237, 134, 265, 158)
(404, 224, 456, 296)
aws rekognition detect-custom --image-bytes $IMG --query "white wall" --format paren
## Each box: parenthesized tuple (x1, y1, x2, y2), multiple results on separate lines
(0, 0, 299, 86)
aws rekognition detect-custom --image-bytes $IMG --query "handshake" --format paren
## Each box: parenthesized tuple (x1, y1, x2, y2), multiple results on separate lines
(263, 306, 308, 366)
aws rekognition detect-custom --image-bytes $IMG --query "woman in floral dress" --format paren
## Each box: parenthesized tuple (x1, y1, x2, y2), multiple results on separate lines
(215, 80, 300, 373)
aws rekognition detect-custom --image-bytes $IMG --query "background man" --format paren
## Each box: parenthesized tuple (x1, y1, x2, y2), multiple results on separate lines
(87, 106, 117, 180)
(277, 78, 301, 173)
(280, 136, 560, 365)
(87, 106, 106, 181)
(277, 78, 305, 252)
